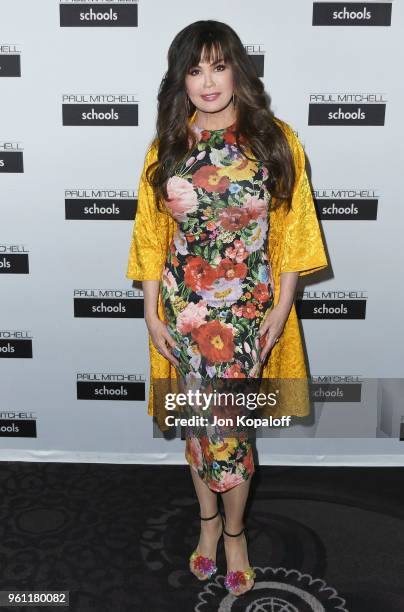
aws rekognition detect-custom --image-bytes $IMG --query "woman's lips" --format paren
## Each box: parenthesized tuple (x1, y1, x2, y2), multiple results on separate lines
(201, 93, 221, 101)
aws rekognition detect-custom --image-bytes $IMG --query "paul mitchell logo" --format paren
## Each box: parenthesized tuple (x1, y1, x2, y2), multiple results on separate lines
(308, 93, 386, 126)
(73, 289, 144, 318)
(310, 374, 362, 402)
(244, 44, 265, 78)
(0, 330, 33, 358)
(60, 0, 138, 27)
(0, 244, 29, 273)
(77, 373, 145, 400)
(65, 188, 136, 220)
(313, 3, 392, 26)
(314, 189, 378, 220)
(62, 94, 138, 126)
(296, 290, 367, 319)
(0, 141, 24, 173)
(0, 411, 37, 437)
(0, 44, 21, 77)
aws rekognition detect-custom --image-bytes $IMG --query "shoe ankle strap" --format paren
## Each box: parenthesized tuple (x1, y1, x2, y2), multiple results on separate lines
(200, 509, 220, 521)
(223, 526, 244, 537)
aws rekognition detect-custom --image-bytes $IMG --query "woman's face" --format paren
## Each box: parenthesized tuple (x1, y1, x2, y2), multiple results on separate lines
(185, 54, 234, 114)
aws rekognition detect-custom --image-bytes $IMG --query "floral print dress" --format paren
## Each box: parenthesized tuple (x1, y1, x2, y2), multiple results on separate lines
(161, 120, 274, 493)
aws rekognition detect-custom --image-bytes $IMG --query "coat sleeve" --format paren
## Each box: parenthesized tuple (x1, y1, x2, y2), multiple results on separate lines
(126, 143, 166, 281)
(279, 123, 328, 277)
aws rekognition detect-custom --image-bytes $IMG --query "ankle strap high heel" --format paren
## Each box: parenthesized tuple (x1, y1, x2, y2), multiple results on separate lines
(223, 519, 256, 595)
(189, 509, 223, 580)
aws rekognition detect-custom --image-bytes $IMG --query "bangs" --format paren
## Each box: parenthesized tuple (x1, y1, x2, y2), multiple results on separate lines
(186, 36, 231, 70)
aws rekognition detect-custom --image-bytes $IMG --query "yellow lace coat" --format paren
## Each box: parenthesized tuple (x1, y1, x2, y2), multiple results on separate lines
(126, 116, 328, 418)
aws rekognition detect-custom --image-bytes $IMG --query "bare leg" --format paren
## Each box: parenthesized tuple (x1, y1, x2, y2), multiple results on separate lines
(221, 476, 254, 595)
(189, 466, 223, 580)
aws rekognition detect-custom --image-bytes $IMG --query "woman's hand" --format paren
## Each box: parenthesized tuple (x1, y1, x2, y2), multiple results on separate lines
(258, 303, 289, 362)
(145, 314, 180, 367)
(258, 271, 299, 362)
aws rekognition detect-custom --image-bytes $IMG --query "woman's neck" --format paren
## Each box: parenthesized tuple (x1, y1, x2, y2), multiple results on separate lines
(193, 107, 237, 131)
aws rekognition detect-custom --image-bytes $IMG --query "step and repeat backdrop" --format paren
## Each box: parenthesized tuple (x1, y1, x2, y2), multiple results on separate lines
(1, 0, 403, 464)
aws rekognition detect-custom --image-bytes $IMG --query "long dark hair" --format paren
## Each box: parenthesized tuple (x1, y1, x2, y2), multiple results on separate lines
(147, 20, 295, 213)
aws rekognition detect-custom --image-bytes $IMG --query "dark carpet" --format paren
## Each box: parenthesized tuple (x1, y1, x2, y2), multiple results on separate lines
(0, 461, 403, 612)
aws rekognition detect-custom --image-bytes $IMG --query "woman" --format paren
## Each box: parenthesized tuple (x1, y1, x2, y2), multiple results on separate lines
(126, 20, 328, 597)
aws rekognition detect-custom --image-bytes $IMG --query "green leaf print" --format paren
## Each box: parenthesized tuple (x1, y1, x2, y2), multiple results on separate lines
(210, 248, 220, 261)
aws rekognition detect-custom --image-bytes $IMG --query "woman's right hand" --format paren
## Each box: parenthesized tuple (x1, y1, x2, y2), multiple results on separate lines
(145, 314, 180, 367)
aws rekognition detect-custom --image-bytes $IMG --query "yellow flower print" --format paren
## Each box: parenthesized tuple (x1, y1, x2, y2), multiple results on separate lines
(209, 438, 238, 460)
(216, 158, 259, 181)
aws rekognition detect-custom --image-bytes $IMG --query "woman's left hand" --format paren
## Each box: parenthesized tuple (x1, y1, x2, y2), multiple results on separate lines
(258, 303, 290, 362)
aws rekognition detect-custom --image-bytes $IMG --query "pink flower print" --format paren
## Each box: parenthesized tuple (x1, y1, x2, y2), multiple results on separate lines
(162, 268, 178, 293)
(244, 194, 267, 220)
(166, 176, 198, 222)
(215, 471, 243, 492)
(224, 239, 249, 263)
(177, 300, 208, 334)
(231, 304, 243, 317)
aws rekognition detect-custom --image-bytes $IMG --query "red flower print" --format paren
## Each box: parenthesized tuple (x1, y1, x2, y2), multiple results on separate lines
(200, 130, 211, 141)
(193, 165, 230, 194)
(191, 320, 234, 363)
(253, 282, 270, 302)
(184, 256, 217, 291)
(218, 207, 250, 231)
(224, 131, 237, 145)
(242, 303, 258, 319)
(215, 258, 247, 281)
(225, 363, 246, 378)
(200, 436, 211, 454)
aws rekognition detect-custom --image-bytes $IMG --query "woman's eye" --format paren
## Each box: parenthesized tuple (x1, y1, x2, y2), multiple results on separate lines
(188, 64, 226, 76)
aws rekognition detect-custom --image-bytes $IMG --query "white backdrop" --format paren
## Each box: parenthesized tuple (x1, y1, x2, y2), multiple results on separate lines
(1, 0, 403, 465)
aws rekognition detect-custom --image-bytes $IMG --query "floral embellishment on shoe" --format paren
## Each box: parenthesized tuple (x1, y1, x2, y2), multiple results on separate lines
(189, 550, 218, 578)
(224, 567, 256, 592)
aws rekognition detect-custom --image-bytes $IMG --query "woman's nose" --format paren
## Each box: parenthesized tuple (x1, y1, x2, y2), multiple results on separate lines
(203, 72, 215, 88)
